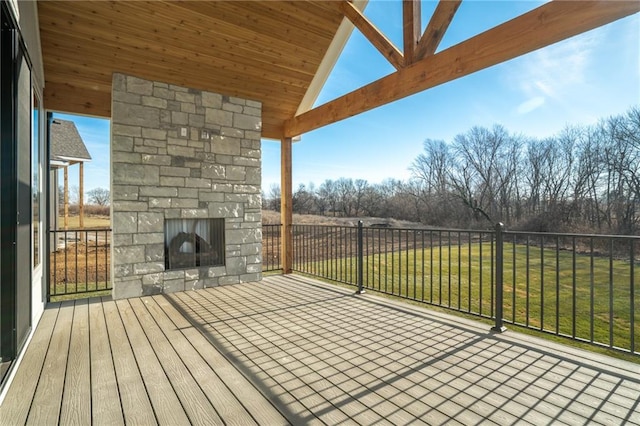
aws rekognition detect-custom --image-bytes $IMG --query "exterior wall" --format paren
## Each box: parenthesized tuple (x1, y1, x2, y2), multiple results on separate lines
(17, 1, 44, 89)
(110, 74, 262, 299)
(0, 1, 46, 398)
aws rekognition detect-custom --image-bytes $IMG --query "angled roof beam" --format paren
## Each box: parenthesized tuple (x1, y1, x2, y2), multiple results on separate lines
(415, 0, 462, 61)
(339, 0, 405, 70)
(403, 0, 422, 65)
(284, 0, 640, 138)
(295, 0, 369, 116)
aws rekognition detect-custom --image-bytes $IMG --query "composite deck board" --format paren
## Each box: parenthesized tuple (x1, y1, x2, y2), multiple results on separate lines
(151, 294, 286, 426)
(60, 298, 91, 426)
(25, 300, 75, 425)
(114, 299, 191, 425)
(101, 297, 157, 425)
(0, 303, 60, 424)
(88, 297, 124, 426)
(172, 290, 317, 425)
(145, 297, 252, 425)
(183, 288, 362, 425)
(1, 275, 639, 425)
(127, 297, 223, 425)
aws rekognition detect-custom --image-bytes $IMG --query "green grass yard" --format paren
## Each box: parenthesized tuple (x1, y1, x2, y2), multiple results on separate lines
(298, 242, 640, 355)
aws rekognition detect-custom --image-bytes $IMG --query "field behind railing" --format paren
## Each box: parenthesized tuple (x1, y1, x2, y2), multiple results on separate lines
(290, 227, 639, 354)
(49, 228, 111, 301)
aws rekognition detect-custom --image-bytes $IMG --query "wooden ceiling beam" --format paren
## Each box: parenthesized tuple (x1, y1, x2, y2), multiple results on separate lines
(339, 1, 405, 70)
(403, 0, 422, 65)
(284, 1, 640, 138)
(415, 0, 462, 60)
(44, 83, 286, 141)
(44, 82, 111, 118)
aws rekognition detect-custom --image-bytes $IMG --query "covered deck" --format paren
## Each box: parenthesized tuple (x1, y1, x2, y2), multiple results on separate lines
(1, 275, 639, 425)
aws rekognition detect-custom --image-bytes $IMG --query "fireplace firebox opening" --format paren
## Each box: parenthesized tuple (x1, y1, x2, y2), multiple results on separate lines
(164, 218, 225, 270)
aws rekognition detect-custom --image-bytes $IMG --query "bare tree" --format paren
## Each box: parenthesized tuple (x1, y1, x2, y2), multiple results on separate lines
(335, 178, 355, 216)
(267, 184, 281, 212)
(293, 183, 317, 214)
(87, 187, 110, 206)
(450, 125, 515, 223)
(410, 139, 450, 196)
(69, 185, 80, 205)
(353, 179, 369, 216)
(317, 179, 338, 216)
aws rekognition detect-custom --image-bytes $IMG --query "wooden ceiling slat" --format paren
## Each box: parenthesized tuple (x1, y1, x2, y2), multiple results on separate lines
(44, 82, 112, 117)
(44, 62, 303, 108)
(120, 1, 328, 58)
(39, 0, 345, 138)
(169, 1, 337, 46)
(41, 30, 313, 94)
(232, 1, 344, 35)
(40, 3, 322, 75)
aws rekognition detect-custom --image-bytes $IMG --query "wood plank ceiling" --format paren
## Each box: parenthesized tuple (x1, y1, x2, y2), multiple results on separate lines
(38, 1, 344, 139)
(39, 1, 639, 140)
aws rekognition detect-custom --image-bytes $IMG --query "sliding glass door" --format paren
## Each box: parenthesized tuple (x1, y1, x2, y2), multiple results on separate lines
(0, 1, 34, 384)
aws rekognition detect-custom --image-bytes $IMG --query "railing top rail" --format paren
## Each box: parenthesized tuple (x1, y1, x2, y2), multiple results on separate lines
(504, 230, 640, 240)
(290, 223, 495, 234)
(50, 228, 113, 232)
(291, 223, 359, 230)
(278, 222, 640, 240)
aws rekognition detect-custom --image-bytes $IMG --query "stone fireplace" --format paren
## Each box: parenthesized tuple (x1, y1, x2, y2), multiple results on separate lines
(111, 73, 262, 299)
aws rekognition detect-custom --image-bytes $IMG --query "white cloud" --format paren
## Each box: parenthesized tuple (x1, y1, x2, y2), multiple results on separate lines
(516, 96, 546, 114)
(511, 27, 605, 101)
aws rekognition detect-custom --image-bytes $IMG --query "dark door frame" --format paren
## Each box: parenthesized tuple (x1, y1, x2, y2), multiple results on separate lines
(0, 1, 33, 385)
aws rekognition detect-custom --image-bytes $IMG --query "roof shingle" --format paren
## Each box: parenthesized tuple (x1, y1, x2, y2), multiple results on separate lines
(50, 119, 91, 163)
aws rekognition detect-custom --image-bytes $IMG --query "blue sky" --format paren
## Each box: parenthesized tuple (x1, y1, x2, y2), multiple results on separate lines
(52, 112, 110, 201)
(262, 1, 640, 190)
(56, 1, 639, 197)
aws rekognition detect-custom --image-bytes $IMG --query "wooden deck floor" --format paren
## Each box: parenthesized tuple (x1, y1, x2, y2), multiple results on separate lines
(1, 275, 639, 425)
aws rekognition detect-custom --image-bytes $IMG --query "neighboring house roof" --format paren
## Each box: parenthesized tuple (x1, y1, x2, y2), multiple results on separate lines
(50, 119, 91, 167)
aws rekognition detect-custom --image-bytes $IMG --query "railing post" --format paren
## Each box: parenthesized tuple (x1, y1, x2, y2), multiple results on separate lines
(356, 221, 365, 294)
(491, 222, 507, 333)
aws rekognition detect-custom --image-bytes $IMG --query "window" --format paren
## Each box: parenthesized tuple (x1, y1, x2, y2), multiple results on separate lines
(32, 93, 40, 268)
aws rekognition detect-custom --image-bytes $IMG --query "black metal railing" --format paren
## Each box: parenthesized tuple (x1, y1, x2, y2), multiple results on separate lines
(500, 227, 638, 354)
(287, 222, 639, 355)
(49, 229, 111, 300)
(262, 224, 282, 272)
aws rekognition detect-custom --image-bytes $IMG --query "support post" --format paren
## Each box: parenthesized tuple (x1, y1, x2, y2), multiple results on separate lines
(356, 220, 365, 294)
(63, 166, 69, 230)
(280, 137, 293, 274)
(402, 0, 421, 65)
(79, 162, 84, 232)
(492, 222, 507, 333)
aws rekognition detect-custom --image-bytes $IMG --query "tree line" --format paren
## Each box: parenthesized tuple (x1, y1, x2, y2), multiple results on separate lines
(263, 106, 640, 235)
(58, 186, 110, 206)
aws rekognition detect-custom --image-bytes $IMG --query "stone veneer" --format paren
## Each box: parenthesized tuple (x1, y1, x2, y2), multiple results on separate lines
(110, 73, 262, 299)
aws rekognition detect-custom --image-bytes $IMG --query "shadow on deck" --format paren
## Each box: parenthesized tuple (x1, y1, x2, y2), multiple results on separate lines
(1, 275, 639, 425)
